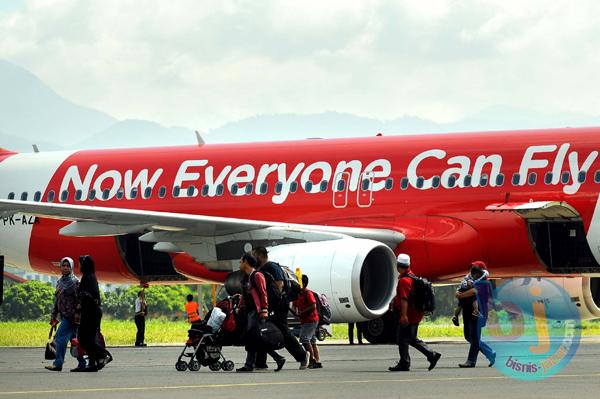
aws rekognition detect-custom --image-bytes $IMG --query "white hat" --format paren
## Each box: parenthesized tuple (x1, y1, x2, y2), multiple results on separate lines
(397, 253, 410, 267)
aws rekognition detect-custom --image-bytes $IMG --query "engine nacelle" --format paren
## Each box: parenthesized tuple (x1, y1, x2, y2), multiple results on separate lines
(268, 238, 397, 323)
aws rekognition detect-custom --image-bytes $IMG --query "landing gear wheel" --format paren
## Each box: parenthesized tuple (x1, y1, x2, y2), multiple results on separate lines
(222, 360, 234, 371)
(176, 361, 188, 371)
(316, 328, 326, 341)
(209, 362, 222, 371)
(189, 360, 200, 371)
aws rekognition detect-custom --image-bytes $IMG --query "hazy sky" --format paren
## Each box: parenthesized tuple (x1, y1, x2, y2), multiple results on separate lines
(1, 0, 599, 130)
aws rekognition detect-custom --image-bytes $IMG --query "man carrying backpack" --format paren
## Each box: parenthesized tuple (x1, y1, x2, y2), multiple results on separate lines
(293, 274, 322, 369)
(252, 247, 309, 370)
(389, 254, 441, 372)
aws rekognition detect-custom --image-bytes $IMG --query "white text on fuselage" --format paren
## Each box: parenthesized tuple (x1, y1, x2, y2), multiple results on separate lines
(58, 143, 597, 205)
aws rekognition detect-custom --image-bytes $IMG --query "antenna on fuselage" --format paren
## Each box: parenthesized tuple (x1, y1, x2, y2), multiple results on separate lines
(32, 144, 40, 153)
(195, 131, 205, 146)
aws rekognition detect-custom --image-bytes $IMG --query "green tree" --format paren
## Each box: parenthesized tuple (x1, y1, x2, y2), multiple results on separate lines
(0, 281, 54, 321)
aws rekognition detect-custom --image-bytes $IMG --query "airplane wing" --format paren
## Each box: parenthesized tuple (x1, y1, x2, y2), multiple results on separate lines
(0, 199, 404, 270)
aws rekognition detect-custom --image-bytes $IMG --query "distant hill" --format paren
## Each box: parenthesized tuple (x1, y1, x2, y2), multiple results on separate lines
(77, 119, 195, 149)
(0, 60, 116, 144)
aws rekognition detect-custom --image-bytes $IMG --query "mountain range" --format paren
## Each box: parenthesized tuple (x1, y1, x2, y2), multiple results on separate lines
(1, 59, 599, 153)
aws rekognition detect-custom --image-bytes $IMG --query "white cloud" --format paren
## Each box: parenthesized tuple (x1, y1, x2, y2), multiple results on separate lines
(1, 0, 600, 130)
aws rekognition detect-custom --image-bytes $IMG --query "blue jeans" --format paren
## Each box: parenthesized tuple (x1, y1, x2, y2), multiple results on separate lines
(464, 314, 495, 364)
(54, 318, 86, 368)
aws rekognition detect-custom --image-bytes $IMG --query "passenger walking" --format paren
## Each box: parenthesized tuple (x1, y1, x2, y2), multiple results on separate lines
(236, 253, 285, 372)
(44, 257, 87, 372)
(185, 294, 202, 324)
(456, 261, 496, 368)
(134, 290, 147, 347)
(389, 254, 441, 372)
(293, 275, 322, 369)
(77, 255, 111, 372)
(348, 322, 363, 345)
(252, 247, 308, 370)
(452, 265, 489, 326)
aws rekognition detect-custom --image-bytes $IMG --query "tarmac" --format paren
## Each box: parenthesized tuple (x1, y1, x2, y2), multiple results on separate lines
(0, 340, 599, 399)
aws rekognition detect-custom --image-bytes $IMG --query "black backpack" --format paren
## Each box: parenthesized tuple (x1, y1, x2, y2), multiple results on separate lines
(408, 274, 435, 314)
(310, 290, 331, 325)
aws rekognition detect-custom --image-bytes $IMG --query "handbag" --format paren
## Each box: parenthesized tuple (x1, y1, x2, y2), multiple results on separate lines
(44, 324, 57, 360)
(257, 320, 285, 350)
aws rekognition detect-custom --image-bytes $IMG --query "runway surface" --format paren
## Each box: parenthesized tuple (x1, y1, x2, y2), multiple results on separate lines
(0, 342, 598, 399)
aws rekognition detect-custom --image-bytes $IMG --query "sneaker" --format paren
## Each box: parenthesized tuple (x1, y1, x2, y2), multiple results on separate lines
(70, 367, 85, 372)
(488, 352, 497, 368)
(44, 365, 62, 372)
(388, 363, 409, 372)
(236, 366, 254, 372)
(451, 316, 459, 326)
(81, 365, 99, 372)
(308, 362, 323, 369)
(275, 358, 286, 372)
(299, 352, 309, 370)
(428, 352, 442, 371)
(458, 362, 476, 368)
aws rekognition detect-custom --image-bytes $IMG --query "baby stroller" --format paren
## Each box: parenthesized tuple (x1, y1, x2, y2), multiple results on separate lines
(175, 296, 239, 372)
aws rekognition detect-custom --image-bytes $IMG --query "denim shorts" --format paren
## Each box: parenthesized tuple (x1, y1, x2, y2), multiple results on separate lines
(299, 321, 318, 344)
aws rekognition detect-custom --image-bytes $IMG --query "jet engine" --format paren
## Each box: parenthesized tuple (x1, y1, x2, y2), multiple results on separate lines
(225, 238, 398, 323)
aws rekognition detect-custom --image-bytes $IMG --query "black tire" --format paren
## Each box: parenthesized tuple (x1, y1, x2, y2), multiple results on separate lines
(316, 327, 326, 341)
(209, 362, 221, 371)
(176, 360, 188, 371)
(222, 360, 234, 372)
(361, 311, 396, 344)
(189, 360, 200, 371)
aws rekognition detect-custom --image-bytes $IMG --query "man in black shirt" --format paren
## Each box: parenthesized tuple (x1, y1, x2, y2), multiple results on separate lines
(253, 247, 308, 370)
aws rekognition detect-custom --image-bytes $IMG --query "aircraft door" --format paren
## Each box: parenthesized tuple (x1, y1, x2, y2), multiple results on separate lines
(333, 172, 350, 208)
(357, 171, 374, 208)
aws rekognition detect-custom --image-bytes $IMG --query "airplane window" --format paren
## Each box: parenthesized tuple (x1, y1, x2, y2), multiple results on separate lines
(305, 181, 313, 192)
(578, 171, 587, 184)
(74, 189, 82, 201)
(275, 182, 283, 194)
(201, 185, 209, 197)
(216, 184, 224, 196)
(130, 188, 138, 200)
(60, 190, 69, 202)
(158, 186, 167, 198)
(544, 172, 553, 185)
(416, 177, 424, 189)
(230, 184, 239, 195)
(320, 181, 328, 192)
(385, 178, 393, 190)
(595, 170, 600, 183)
(33, 191, 41, 202)
(336, 180, 346, 192)
(463, 175, 472, 187)
(143, 187, 152, 199)
(432, 176, 441, 189)
(103, 189, 111, 200)
(480, 174, 489, 187)
(511, 173, 520, 186)
(400, 177, 409, 190)
(245, 183, 254, 195)
(448, 175, 457, 188)
(20, 192, 28, 201)
(116, 188, 125, 200)
(172, 186, 180, 198)
(561, 171, 570, 184)
(47, 190, 55, 202)
(361, 179, 371, 191)
(259, 182, 268, 195)
(495, 174, 505, 186)
(528, 172, 537, 185)
(290, 181, 298, 193)
(7, 192, 14, 200)
(187, 185, 195, 197)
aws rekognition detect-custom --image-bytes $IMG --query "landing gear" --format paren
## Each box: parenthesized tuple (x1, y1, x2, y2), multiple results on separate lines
(361, 311, 397, 344)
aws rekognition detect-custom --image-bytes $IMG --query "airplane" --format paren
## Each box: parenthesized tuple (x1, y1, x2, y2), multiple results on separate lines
(1, 127, 599, 343)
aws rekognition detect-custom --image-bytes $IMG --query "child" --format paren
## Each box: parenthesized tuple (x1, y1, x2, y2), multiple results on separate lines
(452, 266, 489, 326)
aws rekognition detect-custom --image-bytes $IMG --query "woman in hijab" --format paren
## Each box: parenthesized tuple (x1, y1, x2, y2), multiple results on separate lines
(77, 255, 111, 371)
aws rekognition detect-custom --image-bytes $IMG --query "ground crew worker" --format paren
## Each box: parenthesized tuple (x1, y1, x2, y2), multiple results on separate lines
(134, 290, 147, 347)
(185, 294, 201, 324)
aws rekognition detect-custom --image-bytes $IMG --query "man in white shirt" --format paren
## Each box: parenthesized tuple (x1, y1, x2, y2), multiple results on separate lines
(134, 290, 147, 347)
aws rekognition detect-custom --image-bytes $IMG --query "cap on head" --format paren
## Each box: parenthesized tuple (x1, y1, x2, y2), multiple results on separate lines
(471, 260, 487, 270)
(396, 253, 410, 269)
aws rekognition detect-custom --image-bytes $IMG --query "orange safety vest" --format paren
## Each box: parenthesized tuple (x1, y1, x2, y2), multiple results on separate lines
(185, 301, 201, 323)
